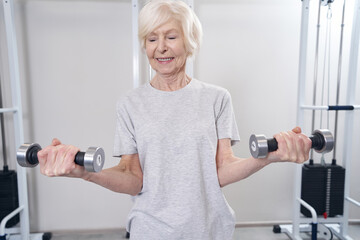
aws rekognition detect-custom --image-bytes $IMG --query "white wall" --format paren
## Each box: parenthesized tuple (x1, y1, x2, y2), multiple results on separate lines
(0, 0, 359, 233)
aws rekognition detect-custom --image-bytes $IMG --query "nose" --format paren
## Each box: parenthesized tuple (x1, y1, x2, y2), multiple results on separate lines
(157, 38, 167, 54)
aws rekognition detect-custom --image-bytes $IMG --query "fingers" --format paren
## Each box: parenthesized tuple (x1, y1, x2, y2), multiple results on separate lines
(273, 131, 296, 162)
(37, 141, 80, 177)
(271, 128, 311, 164)
(55, 145, 79, 175)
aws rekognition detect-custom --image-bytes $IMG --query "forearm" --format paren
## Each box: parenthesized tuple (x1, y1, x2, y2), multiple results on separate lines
(82, 165, 143, 196)
(217, 156, 270, 187)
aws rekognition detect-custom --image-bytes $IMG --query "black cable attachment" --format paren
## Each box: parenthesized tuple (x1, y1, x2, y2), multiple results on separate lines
(328, 105, 354, 111)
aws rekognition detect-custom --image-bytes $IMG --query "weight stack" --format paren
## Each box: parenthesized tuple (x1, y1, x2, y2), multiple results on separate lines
(326, 164, 345, 217)
(301, 163, 345, 218)
(0, 170, 19, 227)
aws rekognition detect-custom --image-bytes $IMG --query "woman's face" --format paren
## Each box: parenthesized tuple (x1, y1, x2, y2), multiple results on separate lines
(145, 20, 187, 77)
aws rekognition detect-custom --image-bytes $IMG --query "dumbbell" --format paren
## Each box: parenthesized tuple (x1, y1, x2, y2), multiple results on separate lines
(249, 129, 334, 159)
(17, 143, 105, 172)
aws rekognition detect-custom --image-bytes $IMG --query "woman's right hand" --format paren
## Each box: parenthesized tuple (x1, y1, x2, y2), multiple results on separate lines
(37, 138, 88, 178)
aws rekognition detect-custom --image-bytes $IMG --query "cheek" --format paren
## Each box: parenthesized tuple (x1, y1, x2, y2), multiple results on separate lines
(146, 48, 152, 59)
(172, 49, 185, 60)
(175, 45, 188, 60)
(145, 44, 155, 58)
(177, 51, 188, 64)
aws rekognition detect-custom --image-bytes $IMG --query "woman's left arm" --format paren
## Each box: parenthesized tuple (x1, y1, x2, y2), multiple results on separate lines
(216, 127, 312, 187)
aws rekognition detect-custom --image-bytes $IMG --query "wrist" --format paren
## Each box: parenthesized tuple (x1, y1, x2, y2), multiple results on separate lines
(254, 156, 272, 167)
(81, 171, 93, 181)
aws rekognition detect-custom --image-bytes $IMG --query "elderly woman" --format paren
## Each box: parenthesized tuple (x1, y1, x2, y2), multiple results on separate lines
(38, 0, 312, 239)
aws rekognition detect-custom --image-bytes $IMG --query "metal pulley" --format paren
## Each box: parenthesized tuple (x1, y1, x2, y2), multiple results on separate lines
(321, 0, 335, 6)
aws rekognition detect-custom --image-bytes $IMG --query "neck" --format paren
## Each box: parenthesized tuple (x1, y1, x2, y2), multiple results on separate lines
(150, 72, 191, 91)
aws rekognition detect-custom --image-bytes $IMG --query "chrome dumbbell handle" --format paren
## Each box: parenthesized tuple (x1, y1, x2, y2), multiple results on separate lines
(249, 129, 334, 159)
(17, 143, 105, 172)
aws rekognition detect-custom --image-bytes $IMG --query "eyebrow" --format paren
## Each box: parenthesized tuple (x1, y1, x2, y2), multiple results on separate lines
(148, 28, 180, 37)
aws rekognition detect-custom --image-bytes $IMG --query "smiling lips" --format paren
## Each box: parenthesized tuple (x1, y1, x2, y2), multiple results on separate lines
(156, 57, 174, 63)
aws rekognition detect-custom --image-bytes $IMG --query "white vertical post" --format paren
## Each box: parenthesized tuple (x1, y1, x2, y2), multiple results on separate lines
(341, 0, 360, 237)
(132, 0, 140, 88)
(149, 65, 153, 82)
(2, 0, 29, 239)
(184, 0, 195, 78)
(185, 0, 194, 78)
(294, 0, 311, 238)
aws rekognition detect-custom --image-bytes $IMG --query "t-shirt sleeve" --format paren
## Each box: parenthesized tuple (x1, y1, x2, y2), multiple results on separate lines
(215, 90, 240, 146)
(113, 100, 138, 157)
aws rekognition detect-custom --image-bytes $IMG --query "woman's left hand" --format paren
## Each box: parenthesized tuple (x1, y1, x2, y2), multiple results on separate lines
(266, 127, 312, 164)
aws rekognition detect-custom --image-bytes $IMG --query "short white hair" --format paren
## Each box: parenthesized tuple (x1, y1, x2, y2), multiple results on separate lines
(138, 0, 203, 57)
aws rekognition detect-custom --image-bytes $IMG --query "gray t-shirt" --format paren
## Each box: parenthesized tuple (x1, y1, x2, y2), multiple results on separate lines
(114, 79, 240, 240)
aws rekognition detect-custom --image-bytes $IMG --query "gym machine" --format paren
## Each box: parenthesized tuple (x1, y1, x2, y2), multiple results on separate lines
(273, 0, 360, 239)
(0, 0, 42, 239)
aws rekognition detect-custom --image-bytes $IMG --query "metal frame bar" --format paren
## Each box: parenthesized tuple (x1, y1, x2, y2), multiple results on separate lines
(300, 105, 360, 110)
(132, 0, 140, 88)
(333, 0, 347, 161)
(346, 197, 360, 208)
(298, 198, 318, 225)
(293, 1, 311, 238)
(185, 0, 194, 78)
(0, 207, 24, 236)
(0, 107, 17, 113)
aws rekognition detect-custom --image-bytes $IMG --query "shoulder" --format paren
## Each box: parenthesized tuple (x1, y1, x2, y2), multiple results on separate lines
(193, 79, 229, 94)
(116, 83, 149, 109)
(191, 79, 232, 102)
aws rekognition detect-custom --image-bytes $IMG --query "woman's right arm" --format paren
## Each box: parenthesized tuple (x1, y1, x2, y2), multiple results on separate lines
(37, 139, 143, 196)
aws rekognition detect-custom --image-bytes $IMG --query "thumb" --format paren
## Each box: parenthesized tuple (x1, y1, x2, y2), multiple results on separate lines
(292, 126, 302, 134)
(51, 138, 62, 146)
